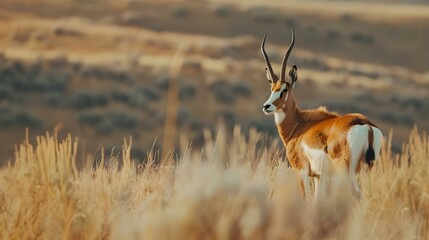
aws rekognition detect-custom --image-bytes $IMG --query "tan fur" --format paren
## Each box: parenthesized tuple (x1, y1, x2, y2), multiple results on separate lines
(299, 107, 338, 122)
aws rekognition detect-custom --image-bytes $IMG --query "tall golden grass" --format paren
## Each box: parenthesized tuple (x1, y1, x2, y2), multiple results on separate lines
(0, 126, 428, 239)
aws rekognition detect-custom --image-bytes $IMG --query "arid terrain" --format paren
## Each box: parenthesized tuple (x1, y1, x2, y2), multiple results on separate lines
(1, 0, 429, 239)
(0, 0, 428, 162)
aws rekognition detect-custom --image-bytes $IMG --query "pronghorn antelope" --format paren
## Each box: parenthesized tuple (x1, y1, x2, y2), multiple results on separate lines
(261, 30, 383, 200)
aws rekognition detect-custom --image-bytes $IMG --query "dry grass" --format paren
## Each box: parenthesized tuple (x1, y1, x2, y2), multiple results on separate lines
(0, 126, 428, 239)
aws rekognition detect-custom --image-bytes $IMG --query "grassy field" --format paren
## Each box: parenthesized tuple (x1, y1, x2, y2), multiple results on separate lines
(0, 128, 428, 239)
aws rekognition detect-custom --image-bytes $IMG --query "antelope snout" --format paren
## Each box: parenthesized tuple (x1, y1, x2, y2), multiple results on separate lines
(262, 104, 275, 115)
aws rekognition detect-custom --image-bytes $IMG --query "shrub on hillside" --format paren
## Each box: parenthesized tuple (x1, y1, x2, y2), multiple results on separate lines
(209, 81, 236, 104)
(283, 18, 296, 27)
(350, 32, 374, 44)
(121, 11, 144, 25)
(79, 112, 103, 126)
(136, 85, 159, 101)
(112, 89, 135, 105)
(189, 119, 204, 131)
(45, 54, 69, 69)
(224, 45, 243, 59)
(296, 58, 329, 71)
(179, 84, 196, 101)
(0, 60, 70, 93)
(44, 92, 63, 106)
(111, 90, 131, 104)
(70, 91, 109, 110)
(341, 14, 353, 22)
(400, 115, 414, 125)
(96, 119, 114, 135)
(0, 86, 13, 101)
(128, 94, 148, 109)
(215, 110, 236, 124)
(0, 62, 33, 91)
(251, 7, 278, 24)
(306, 25, 316, 34)
(111, 89, 148, 109)
(210, 4, 230, 17)
(326, 29, 340, 39)
(379, 111, 398, 124)
(177, 107, 190, 126)
(170, 6, 189, 18)
(0, 106, 10, 115)
(0, 106, 13, 127)
(15, 111, 42, 129)
(0, 107, 37, 130)
(33, 71, 70, 92)
(183, 61, 203, 75)
(400, 97, 423, 111)
(153, 112, 165, 126)
(349, 68, 380, 79)
(80, 66, 130, 83)
(248, 118, 277, 136)
(107, 111, 138, 129)
(98, 16, 119, 25)
(230, 82, 251, 97)
(141, 120, 155, 131)
(155, 76, 169, 90)
(53, 27, 82, 38)
(215, 88, 235, 104)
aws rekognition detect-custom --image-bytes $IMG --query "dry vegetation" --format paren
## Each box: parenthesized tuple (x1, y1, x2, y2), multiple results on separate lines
(0, 127, 428, 239)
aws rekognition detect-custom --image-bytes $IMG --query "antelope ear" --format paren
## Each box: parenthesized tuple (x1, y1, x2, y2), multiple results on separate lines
(265, 68, 278, 83)
(289, 65, 298, 88)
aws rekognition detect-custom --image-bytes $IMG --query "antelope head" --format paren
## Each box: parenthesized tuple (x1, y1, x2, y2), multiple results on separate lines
(262, 30, 298, 116)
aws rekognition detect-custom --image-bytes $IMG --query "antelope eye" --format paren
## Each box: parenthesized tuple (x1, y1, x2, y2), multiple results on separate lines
(280, 89, 287, 98)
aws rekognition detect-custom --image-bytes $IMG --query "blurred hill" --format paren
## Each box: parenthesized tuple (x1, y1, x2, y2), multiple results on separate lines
(0, 0, 428, 163)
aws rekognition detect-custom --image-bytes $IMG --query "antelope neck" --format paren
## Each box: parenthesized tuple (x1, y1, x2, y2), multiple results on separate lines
(276, 108, 300, 145)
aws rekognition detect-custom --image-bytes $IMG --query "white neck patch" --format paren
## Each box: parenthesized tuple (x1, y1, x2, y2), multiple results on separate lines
(274, 111, 285, 125)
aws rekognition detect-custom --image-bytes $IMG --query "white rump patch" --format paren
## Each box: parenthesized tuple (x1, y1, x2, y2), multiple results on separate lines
(347, 125, 370, 172)
(371, 126, 383, 157)
(347, 125, 383, 195)
(347, 125, 383, 164)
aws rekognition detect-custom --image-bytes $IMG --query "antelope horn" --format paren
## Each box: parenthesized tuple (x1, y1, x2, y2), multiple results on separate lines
(261, 34, 277, 82)
(280, 29, 295, 83)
